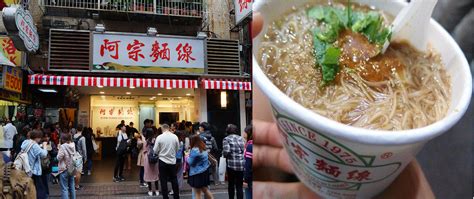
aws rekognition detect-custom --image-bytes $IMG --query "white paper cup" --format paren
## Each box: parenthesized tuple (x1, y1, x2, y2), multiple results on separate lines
(253, 0, 472, 198)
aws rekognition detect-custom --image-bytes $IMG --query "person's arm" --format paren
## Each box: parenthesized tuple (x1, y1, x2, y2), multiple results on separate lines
(81, 138, 87, 160)
(244, 143, 253, 182)
(175, 136, 179, 152)
(212, 137, 218, 151)
(222, 137, 230, 157)
(153, 136, 160, 154)
(116, 134, 122, 150)
(57, 145, 65, 161)
(187, 148, 198, 166)
(34, 143, 48, 158)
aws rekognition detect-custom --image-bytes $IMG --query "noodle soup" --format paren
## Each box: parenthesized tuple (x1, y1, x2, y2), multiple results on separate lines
(257, 3, 451, 130)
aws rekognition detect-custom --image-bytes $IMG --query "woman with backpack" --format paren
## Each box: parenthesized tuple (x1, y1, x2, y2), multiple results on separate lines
(187, 135, 214, 199)
(19, 129, 48, 199)
(143, 128, 160, 196)
(114, 125, 129, 182)
(57, 133, 76, 199)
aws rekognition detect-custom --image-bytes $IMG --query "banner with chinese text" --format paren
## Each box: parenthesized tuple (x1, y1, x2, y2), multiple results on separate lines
(0, 37, 22, 66)
(91, 106, 139, 137)
(0, 65, 22, 93)
(235, 0, 252, 25)
(92, 33, 205, 74)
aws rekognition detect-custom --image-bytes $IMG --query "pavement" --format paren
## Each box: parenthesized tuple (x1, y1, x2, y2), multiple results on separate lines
(49, 181, 230, 199)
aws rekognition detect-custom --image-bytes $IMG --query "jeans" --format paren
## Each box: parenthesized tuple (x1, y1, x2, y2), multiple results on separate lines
(59, 172, 76, 199)
(227, 168, 244, 199)
(245, 181, 252, 199)
(139, 166, 145, 183)
(114, 154, 125, 178)
(85, 158, 92, 173)
(32, 174, 48, 199)
(158, 160, 180, 199)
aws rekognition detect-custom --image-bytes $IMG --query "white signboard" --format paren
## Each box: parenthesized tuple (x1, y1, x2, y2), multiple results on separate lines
(235, 0, 252, 25)
(2, 6, 39, 52)
(92, 33, 205, 74)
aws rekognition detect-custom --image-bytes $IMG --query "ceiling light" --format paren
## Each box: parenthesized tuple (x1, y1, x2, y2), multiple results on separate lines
(157, 93, 163, 96)
(186, 93, 191, 96)
(38, 88, 58, 93)
(99, 91, 105, 94)
(166, 87, 172, 90)
(126, 92, 131, 95)
(177, 97, 182, 99)
(129, 86, 135, 89)
(220, 91, 227, 108)
(95, 24, 105, 33)
(97, 85, 104, 88)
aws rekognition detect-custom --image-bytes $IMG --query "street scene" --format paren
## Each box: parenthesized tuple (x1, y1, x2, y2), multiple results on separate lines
(0, 0, 253, 198)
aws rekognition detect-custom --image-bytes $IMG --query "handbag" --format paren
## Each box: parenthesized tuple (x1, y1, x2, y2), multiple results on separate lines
(116, 134, 128, 156)
(92, 137, 99, 152)
(208, 153, 218, 167)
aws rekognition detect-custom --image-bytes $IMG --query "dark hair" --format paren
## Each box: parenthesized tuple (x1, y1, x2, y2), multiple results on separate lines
(226, 124, 239, 135)
(30, 129, 43, 139)
(190, 135, 206, 152)
(77, 124, 84, 131)
(175, 130, 185, 142)
(129, 122, 134, 126)
(145, 128, 155, 141)
(150, 120, 154, 125)
(245, 124, 253, 140)
(121, 120, 125, 123)
(199, 122, 210, 131)
(144, 119, 150, 125)
(61, 132, 72, 143)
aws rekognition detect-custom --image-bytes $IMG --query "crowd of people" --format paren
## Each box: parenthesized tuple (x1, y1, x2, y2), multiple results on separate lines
(1, 117, 253, 199)
(114, 119, 253, 199)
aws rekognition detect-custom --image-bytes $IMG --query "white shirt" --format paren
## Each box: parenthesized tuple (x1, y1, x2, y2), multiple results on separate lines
(3, 123, 17, 149)
(153, 131, 179, 165)
(116, 131, 129, 150)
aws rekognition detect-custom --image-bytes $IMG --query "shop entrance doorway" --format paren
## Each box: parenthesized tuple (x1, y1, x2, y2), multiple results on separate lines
(159, 112, 179, 125)
(139, 105, 155, 130)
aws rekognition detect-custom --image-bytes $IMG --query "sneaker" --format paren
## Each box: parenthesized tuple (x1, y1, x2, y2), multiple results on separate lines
(119, 177, 126, 181)
(148, 191, 153, 196)
(139, 183, 148, 187)
(87, 171, 91, 176)
(113, 177, 120, 182)
(154, 191, 160, 196)
(169, 190, 174, 195)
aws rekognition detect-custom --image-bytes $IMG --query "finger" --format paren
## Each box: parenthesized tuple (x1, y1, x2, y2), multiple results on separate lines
(254, 120, 283, 147)
(254, 145, 293, 173)
(254, 181, 321, 199)
(252, 12, 264, 38)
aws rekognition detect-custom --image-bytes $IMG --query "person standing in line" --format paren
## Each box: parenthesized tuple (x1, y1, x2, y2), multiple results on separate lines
(73, 126, 86, 190)
(12, 126, 28, 160)
(21, 129, 49, 199)
(187, 135, 214, 199)
(126, 122, 139, 170)
(83, 128, 95, 176)
(143, 128, 160, 196)
(114, 125, 129, 182)
(57, 133, 76, 199)
(243, 125, 253, 199)
(2, 118, 18, 158)
(223, 124, 246, 199)
(175, 130, 186, 191)
(116, 120, 125, 130)
(153, 124, 180, 199)
(138, 119, 151, 187)
(40, 133, 56, 197)
(198, 122, 219, 184)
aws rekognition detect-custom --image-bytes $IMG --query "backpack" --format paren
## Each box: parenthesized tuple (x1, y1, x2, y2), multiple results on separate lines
(73, 135, 84, 155)
(147, 140, 159, 164)
(63, 145, 83, 176)
(116, 133, 129, 156)
(0, 156, 37, 199)
(13, 141, 35, 177)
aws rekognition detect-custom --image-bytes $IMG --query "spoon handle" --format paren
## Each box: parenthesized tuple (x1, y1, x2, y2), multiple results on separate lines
(382, 0, 438, 53)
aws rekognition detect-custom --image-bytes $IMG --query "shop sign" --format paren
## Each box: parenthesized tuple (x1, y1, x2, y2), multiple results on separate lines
(92, 33, 205, 74)
(234, 0, 252, 25)
(0, 37, 22, 66)
(2, 6, 40, 52)
(0, 65, 22, 93)
(92, 106, 138, 137)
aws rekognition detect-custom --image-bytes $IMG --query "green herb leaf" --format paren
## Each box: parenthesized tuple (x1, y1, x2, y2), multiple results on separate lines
(322, 47, 341, 65)
(307, 7, 326, 20)
(321, 64, 339, 85)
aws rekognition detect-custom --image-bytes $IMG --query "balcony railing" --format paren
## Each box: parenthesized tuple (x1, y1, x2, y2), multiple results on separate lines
(44, 0, 204, 17)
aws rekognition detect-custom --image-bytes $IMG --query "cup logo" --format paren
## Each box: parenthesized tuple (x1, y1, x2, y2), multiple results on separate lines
(273, 109, 402, 192)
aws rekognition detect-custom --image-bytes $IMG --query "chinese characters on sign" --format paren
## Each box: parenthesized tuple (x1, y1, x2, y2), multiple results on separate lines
(92, 106, 138, 137)
(93, 33, 205, 74)
(0, 65, 23, 93)
(2, 6, 39, 52)
(234, 0, 252, 25)
(0, 37, 22, 66)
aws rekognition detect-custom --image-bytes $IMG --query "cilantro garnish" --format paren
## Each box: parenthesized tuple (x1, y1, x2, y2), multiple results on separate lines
(307, 2, 392, 86)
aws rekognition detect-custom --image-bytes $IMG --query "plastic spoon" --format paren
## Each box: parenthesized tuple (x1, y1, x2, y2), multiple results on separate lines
(381, 0, 438, 53)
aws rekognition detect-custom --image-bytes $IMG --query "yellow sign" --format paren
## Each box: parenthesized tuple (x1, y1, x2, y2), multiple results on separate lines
(1, 65, 22, 93)
(0, 37, 22, 66)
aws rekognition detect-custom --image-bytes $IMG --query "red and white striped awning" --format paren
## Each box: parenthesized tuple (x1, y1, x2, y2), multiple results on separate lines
(28, 74, 198, 89)
(202, 79, 252, 91)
